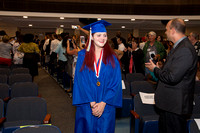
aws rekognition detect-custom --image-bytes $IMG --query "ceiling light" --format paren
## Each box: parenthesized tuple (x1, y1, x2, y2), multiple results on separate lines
(23, 16, 28, 18)
(121, 26, 125, 28)
(184, 19, 189, 22)
(60, 25, 64, 27)
(97, 18, 101, 20)
(60, 17, 64, 20)
(28, 24, 32, 27)
(131, 19, 135, 21)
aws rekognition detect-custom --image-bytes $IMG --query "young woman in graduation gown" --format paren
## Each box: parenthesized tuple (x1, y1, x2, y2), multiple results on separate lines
(72, 20, 122, 133)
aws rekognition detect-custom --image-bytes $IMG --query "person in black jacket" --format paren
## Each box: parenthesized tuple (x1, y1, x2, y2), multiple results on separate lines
(145, 18, 198, 133)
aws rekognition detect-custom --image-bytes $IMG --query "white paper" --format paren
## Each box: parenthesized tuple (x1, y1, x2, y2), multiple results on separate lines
(139, 92, 155, 104)
(194, 119, 200, 130)
(122, 80, 126, 89)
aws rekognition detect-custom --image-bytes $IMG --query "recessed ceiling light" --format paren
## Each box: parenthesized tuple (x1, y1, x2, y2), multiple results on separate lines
(60, 17, 64, 20)
(60, 25, 64, 27)
(23, 16, 28, 18)
(97, 18, 101, 20)
(131, 19, 135, 21)
(184, 19, 189, 22)
(121, 26, 125, 28)
(28, 24, 32, 27)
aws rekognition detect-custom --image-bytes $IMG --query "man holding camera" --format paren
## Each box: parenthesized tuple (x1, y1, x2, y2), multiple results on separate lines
(145, 18, 198, 133)
(143, 31, 166, 76)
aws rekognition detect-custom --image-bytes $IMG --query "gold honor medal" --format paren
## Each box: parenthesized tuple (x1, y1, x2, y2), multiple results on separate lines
(94, 50, 103, 87)
(97, 81, 100, 86)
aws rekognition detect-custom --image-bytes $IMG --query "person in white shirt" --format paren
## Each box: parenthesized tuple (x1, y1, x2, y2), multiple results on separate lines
(49, 34, 60, 75)
(50, 34, 60, 54)
(43, 35, 50, 52)
(117, 37, 125, 51)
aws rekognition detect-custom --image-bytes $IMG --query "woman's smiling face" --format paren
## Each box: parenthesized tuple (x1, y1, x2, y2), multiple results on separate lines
(93, 32, 108, 48)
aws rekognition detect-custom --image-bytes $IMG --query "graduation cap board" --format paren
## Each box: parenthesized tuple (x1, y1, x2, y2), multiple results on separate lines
(82, 20, 111, 51)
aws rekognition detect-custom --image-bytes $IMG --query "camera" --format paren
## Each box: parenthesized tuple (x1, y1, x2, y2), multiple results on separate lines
(151, 54, 158, 63)
(71, 25, 78, 29)
(80, 36, 85, 44)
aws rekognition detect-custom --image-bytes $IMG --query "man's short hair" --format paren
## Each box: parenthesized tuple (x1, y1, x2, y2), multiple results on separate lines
(170, 18, 186, 34)
(148, 31, 156, 37)
(191, 32, 199, 40)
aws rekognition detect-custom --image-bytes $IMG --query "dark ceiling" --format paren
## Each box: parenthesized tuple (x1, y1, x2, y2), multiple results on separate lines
(1, 0, 200, 15)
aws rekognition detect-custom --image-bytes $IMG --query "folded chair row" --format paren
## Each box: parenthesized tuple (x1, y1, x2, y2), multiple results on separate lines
(0, 68, 29, 76)
(0, 74, 32, 85)
(0, 97, 53, 133)
(0, 82, 38, 103)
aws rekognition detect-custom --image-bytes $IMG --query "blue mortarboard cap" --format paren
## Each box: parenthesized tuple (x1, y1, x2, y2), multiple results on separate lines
(82, 20, 111, 34)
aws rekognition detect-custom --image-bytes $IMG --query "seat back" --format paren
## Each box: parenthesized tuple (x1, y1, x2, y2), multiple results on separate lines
(0, 74, 8, 84)
(188, 120, 200, 133)
(10, 82, 38, 98)
(6, 97, 47, 122)
(0, 99, 4, 118)
(13, 125, 61, 133)
(118, 81, 132, 117)
(123, 81, 131, 98)
(131, 81, 155, 95)
(126, 73, 144, 83)
(12, 68, 30, 75)
(122, 73, 126, 80)
(0, 83, 10, 100)
(9, 74, 32, 85)
(134, 94, 159, 117)
(0, 68, 11, 76)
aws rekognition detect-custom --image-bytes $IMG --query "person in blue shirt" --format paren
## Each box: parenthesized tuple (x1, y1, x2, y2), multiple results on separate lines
(72, 20, 122, 133)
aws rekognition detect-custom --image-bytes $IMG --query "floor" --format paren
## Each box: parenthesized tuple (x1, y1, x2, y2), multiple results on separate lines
(34, 68, 130, 133)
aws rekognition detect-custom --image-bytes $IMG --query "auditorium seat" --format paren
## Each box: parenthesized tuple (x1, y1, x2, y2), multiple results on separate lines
(116, 81, 132, 118)
(2, 97, 51, 133)
(0, 99, 6, 132)
(13, 125, 61, 133)
(0, 68, 11, 76)
(130, 81, 155, 96)
(130, 94, 159, 133)
(0, 83, 10, 102)
(11, 68, 30, 75)
(188, 119, 200, 133)
(8, 74, 32, 85)
(0, 75, 8, 84)
(10, 82, 38, 98)
(126, 73, 145, 83)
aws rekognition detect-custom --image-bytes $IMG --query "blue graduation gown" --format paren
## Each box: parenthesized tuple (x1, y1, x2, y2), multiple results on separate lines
(72, 49, 122, 133)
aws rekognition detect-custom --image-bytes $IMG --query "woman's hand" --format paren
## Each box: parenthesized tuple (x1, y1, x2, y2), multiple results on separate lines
(92, 102, 106, 118)
(90, 102, 96, 108)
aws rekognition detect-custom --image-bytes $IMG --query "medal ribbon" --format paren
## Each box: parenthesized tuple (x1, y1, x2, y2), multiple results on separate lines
(94, 50, 103, 78)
